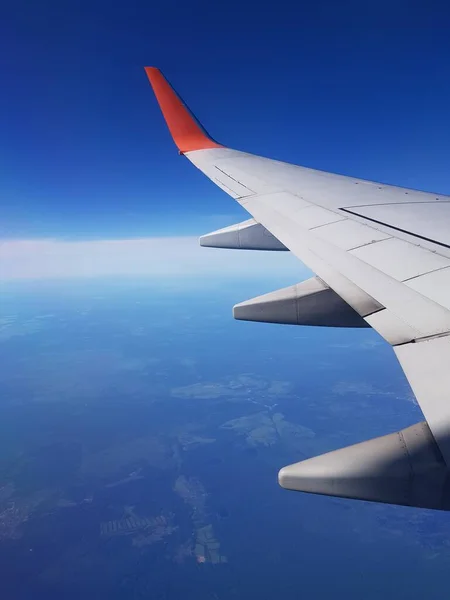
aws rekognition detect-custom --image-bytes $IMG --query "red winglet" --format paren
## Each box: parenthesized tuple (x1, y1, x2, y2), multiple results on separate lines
(145, 67, 223, 154)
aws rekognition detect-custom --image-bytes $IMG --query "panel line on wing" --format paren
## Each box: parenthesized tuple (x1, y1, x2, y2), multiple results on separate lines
(343, 200, 450, 208)
(347, 238, 394, 252)
(214, 166, 255, 193)
(393, 330, 450, 347)
(340, 207, 450, 251)
(402, 265, 450, 283)
(309, 219, 352, 231)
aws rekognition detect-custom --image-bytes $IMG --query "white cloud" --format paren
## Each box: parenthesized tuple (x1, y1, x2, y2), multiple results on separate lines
(0, 237, 306, 280)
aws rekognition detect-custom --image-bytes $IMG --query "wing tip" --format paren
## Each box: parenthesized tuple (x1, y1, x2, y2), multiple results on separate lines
(144, 66, 224, 153)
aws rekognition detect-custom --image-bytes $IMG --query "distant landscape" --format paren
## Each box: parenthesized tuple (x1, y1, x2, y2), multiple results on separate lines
(1, 278, 449, 599)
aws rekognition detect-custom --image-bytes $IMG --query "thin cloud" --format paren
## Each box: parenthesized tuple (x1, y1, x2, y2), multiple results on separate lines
(0, 237, 305, 280)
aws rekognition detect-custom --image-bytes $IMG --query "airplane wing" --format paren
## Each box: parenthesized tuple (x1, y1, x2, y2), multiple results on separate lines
(145, 67, 450, 511)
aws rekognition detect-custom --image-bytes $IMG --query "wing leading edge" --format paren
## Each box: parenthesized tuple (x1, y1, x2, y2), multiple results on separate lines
(145, 67, 450, 510)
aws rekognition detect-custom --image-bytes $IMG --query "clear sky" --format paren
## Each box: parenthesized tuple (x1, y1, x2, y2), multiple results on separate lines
(2, 0, 450, 241)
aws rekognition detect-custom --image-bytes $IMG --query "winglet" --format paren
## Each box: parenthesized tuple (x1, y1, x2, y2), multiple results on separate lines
(145, 67, 224, 154)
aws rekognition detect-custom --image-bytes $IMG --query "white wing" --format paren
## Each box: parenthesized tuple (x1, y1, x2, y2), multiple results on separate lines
(146, 67, 450, 510)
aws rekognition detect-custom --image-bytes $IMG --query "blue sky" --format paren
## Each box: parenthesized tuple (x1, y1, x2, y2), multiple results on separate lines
(2, 0, 450, 241)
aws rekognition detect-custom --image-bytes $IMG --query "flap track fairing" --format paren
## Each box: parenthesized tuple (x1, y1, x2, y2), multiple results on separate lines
(200, 219, 287, 251)
(279, 421, 450, 511)
(233, 277, 369, 327)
